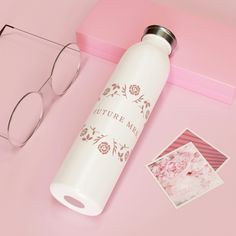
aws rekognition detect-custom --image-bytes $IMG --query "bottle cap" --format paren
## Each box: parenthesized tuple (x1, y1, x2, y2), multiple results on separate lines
(142, 25, 177, 52)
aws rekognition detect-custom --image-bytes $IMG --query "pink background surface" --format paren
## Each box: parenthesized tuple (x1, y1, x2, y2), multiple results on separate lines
(0, 0, 235, 235)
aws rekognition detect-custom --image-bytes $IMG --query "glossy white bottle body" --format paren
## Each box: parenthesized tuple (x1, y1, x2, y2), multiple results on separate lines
(50, 34, 172, 216)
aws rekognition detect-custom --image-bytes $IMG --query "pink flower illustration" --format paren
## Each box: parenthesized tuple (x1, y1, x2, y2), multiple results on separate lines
(157, 151, 191, 179)
(129, 85, 140, 96)
(80, 128, 88, 137)
(191, 151, 201, 163)
(150, 163, 162, 176)
(98, 142, 111, 154)
(177, 152, 190, 165)
(103, 88, 110, 96)
(148, 142, 223, 208)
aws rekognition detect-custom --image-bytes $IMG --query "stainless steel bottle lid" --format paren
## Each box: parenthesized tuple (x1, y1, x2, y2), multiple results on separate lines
(142, 25, 177, 52)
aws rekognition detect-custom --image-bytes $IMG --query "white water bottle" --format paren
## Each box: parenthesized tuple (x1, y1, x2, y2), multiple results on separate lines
(50, 25, 177, 216)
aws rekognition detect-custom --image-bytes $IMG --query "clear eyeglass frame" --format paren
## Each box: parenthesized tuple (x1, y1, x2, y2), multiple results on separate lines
(0, 24, 81, 147)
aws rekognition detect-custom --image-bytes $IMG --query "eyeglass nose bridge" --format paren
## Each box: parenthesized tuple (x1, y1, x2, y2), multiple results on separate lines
(48, 66, 80, 97)
(36, 42, 81, 97)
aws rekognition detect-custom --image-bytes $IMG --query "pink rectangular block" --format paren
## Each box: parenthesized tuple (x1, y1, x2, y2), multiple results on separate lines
(76, 0, 236, 104)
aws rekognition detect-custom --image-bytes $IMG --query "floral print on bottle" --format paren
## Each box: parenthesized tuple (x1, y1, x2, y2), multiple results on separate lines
(100, 83, 151, 120)
(79, 125, 131, 162)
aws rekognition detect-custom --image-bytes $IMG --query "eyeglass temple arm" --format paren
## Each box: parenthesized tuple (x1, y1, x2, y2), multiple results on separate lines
(0, 24, 14, 36)
(0, 25, 13, 141)
(0, 24, 65, 48)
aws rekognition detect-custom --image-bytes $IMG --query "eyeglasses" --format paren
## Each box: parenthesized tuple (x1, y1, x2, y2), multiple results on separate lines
(0, 24, 81, 147)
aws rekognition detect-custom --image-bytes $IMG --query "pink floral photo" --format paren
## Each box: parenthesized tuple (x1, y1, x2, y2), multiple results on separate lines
(147, 142, 223, 208)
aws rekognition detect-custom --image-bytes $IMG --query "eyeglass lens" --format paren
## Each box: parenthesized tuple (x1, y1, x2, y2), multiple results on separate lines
(7, 43, 80, 146)
(8, 92, 43, 146)
(51, 43, 80, 95)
